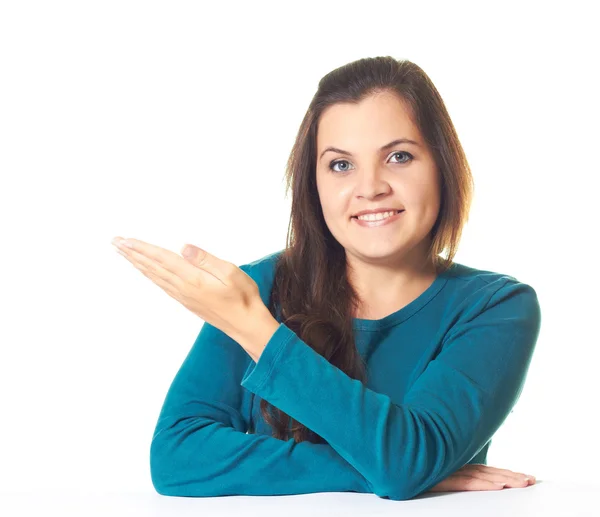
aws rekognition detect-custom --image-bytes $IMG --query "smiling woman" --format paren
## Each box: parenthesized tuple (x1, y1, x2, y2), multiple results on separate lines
(314, 89, 445, 318)
(149, 56, 541, 501)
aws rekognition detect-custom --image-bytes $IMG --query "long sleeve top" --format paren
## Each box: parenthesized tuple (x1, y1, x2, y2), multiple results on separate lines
(149, 249, 542, 500)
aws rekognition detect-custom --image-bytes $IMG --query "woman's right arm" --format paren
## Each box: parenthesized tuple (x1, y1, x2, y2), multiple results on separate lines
(150, 320, 373, 497)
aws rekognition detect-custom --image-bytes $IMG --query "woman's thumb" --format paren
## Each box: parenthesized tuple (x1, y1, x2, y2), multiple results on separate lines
(182, 245, 199, 260)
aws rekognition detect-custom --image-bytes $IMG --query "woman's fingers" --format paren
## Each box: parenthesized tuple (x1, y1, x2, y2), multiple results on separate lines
(426, 465, 538, 494)
(462, 464, 536, 487)
(428, 474, 507, 492)
(475, 472, 532, 488)
(465, 464, 535, 480)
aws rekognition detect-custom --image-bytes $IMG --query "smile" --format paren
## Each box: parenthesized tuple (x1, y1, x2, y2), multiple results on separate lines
(351, 210, 405, 228)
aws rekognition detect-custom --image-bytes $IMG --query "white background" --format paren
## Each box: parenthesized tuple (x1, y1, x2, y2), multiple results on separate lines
(1, 0, 597, 494)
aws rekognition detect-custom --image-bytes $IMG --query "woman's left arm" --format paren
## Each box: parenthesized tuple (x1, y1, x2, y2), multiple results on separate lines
(239, 281, 542, 501)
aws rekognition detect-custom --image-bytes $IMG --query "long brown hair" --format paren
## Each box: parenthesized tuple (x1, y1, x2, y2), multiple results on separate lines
(259, 56, 474, 444)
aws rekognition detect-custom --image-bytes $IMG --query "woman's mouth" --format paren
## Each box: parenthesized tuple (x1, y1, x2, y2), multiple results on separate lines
(351, 209, 405, 227)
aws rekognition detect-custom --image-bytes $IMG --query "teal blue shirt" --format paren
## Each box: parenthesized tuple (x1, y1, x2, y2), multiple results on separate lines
(149, 250, 542, 500)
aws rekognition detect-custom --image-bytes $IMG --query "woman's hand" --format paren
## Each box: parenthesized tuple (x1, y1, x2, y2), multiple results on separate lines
(427, 463, 536, 492)
(112, 237, 265, 342)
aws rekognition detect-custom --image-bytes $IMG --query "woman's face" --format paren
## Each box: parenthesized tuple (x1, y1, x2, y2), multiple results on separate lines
(315, 91, 441, 267)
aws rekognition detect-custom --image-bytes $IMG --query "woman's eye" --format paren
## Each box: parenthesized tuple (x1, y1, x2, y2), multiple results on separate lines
(328, 151, 413, 173)
(390, 151, 413, 164)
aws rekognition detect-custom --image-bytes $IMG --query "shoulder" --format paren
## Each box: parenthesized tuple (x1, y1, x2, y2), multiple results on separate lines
(443, 261, 541, 335)
(449, 261, 539, 301)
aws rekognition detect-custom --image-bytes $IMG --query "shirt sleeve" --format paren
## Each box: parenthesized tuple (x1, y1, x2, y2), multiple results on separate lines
(240, 280, 542, 501)
(149, 315, 374, 497)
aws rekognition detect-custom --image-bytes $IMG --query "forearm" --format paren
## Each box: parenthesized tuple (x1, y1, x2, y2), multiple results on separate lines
(230, 303, 281, 363)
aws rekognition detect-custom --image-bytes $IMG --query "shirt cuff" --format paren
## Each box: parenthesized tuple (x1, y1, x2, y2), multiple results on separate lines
(240, 322, 296, 393)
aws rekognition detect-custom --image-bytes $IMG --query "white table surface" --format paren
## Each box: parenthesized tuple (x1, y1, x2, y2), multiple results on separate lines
(1, 480, 598, 516)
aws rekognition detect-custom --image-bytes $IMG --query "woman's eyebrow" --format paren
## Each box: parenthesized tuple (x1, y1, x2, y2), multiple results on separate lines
(319, 138, 421, 161)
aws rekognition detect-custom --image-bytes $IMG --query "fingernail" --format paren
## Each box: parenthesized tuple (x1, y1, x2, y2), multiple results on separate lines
(183, 246, 196, 258)
(494, 482, 507, 487)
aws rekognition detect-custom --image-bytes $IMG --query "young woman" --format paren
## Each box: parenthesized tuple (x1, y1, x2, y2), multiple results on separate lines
(147, 56, 540, 500)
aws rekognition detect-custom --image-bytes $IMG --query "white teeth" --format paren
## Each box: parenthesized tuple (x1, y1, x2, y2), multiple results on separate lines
(356, 210, 400, 221)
